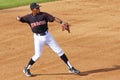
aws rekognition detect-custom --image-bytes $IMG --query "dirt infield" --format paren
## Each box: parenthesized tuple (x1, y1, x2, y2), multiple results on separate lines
(0, 0, 120, 80)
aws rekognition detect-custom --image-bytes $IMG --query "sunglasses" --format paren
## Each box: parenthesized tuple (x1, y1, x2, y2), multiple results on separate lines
(35, 7, 39, 9)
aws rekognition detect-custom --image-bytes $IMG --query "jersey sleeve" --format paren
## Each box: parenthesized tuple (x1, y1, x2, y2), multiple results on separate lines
(20, 14, 30, 23)
(44, 12, 55, 22)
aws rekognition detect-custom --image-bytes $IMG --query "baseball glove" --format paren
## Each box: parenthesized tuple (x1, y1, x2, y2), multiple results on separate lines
(61, 22, 70, 33)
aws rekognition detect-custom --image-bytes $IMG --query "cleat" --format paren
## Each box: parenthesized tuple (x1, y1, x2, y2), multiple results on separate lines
(23, 67, 32, 77)
(69, 67, 80, 74)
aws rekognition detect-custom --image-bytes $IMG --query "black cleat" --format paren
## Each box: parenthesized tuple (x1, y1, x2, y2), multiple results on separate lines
(69, 67, 80, 74)
(23, 67, 32, 77)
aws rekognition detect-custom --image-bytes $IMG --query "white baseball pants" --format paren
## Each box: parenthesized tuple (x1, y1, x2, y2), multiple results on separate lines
(32, 31, 64, 61)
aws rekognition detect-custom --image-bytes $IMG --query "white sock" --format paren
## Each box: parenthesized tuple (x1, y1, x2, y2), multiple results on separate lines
(67, 61, 73, 69)
(27, 65, 31, 69)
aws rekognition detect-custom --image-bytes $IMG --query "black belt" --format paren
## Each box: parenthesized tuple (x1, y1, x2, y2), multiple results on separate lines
(36, 31, 48, 36)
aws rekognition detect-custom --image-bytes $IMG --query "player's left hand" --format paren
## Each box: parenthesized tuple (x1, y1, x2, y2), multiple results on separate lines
(61, 22, 70, 33)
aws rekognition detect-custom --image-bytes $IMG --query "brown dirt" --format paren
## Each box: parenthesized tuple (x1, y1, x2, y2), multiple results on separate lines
(0, 0, 120, 80)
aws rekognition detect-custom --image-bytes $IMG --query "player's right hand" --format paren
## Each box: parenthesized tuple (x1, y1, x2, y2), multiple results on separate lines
(16, 16, 21, 21)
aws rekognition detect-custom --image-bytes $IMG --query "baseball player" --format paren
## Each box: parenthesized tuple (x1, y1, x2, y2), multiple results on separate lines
(17, 2, 80, 77)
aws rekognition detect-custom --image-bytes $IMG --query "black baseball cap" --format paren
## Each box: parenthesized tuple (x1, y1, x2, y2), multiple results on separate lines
(30, 2, 40, 10)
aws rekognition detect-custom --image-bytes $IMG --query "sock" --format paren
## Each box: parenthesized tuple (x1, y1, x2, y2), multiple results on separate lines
(26, 58, 35, 69)
(60, 54, 73, 69)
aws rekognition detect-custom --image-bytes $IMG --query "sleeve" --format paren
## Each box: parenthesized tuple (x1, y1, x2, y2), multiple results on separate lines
(20, 15, 29, 23)
(44, 12, 55, 22)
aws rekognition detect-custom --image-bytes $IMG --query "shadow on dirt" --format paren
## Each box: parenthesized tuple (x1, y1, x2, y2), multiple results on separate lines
(81, 65, 120, 76)
(31, 65, 120, 77)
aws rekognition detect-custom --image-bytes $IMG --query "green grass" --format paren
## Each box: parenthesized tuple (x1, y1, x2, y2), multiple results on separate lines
(0, 0, 57, 10)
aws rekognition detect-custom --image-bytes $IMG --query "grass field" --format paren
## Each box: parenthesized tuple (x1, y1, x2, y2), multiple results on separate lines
(0, 0, 58, 10)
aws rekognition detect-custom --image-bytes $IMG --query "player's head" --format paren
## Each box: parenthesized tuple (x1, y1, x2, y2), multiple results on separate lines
(30, 2, 40, 14)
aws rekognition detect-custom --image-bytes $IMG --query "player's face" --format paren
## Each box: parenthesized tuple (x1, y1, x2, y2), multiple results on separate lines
(35, 7, 40, 13)
(32, 7, 40, 15)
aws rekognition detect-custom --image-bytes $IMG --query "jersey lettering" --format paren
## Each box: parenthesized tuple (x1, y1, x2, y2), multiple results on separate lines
(31, 20, 46, 28)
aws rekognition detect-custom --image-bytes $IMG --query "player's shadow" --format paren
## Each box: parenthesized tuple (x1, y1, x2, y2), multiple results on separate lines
(82, 65, 120, 75)
(32, 65, 120, 77)
(32, 72, 77, 77)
